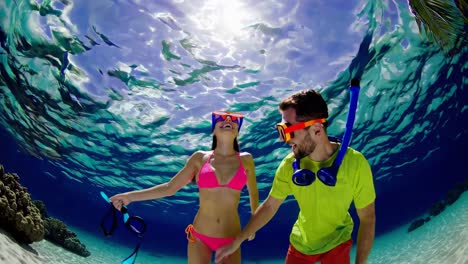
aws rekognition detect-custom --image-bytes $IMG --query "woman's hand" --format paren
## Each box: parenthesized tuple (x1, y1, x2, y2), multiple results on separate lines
(248, 233, 255, 241)
(109, 193, 131, 211)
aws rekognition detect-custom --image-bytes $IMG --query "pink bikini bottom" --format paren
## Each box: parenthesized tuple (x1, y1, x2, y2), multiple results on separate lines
(185, 224, 235, 251)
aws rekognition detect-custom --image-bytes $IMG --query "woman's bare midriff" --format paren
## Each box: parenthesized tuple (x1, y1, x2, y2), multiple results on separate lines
(193, 187, 242, 238)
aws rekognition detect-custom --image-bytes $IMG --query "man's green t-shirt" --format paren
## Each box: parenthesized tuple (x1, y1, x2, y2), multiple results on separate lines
(269, 147, 376, 255)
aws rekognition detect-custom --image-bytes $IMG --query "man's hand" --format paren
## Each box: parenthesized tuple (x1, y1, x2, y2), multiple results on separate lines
(215, 239, 242, 263)
(215, 195, 283, 263)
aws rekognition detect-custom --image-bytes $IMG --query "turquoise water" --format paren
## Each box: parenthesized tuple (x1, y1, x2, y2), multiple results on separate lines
(1, 0, 467, 263)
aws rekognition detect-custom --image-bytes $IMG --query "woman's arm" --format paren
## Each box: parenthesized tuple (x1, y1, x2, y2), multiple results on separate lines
(243, 153, 259, 219)
(110, 151, 203, 209)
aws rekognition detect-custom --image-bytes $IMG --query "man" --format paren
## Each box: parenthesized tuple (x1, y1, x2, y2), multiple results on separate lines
(215, 89, 376, 264)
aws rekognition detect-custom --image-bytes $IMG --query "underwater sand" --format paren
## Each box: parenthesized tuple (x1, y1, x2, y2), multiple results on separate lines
(1, 192, 467, 264)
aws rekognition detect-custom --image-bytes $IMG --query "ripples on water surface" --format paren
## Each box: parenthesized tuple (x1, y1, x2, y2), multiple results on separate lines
(0, 0, 466, 259)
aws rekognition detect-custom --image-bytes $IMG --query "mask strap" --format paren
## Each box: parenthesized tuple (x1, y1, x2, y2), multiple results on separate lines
(121, 240, 142, 264)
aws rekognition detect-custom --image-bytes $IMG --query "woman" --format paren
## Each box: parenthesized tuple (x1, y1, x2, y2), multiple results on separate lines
(110, 110, 259, 264)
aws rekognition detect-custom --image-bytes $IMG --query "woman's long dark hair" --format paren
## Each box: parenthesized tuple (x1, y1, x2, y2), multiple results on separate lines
(211, 135, 240, 152)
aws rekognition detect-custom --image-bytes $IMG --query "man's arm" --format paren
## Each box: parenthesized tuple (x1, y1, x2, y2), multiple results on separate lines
(355, 201, 375, 264)
(239, 195, 283, 241)
(215, 195, 284, 263)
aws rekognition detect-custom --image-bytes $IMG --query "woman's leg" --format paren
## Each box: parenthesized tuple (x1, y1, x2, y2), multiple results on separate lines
(187, 239, 212, 264)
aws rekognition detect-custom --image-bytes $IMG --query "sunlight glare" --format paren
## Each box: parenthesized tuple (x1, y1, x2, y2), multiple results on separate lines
(190, 0, 254, 38)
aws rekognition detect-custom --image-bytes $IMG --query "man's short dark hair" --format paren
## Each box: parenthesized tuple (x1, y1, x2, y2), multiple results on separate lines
(279, 89, 329, 122)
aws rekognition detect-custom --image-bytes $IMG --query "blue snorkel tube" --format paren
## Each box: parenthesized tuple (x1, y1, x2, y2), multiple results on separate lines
(335, 78, 360, 167)
(317, 78, 360, 185)
(292, 79, 360, 186)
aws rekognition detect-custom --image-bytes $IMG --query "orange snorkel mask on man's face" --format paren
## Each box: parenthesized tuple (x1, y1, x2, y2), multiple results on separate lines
(211, 111, 244, 132)
(276, 118, 327, 143)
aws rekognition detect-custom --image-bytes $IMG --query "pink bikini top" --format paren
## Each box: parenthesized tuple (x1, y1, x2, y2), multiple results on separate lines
(197, 152, 247, 191)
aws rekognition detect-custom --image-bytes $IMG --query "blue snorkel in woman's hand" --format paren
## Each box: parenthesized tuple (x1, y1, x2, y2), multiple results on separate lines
(100, 191, 147, 264)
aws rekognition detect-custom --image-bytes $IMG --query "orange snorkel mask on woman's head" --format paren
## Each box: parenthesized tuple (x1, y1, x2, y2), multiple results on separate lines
(211, 111, 244, 132)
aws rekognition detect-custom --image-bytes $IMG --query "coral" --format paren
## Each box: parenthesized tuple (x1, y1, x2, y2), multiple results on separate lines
(32, 200, 49, 219)
(408, 179, 467, 233)
(0, 165, 44, 243)
(444, 179, 468, 205)
(0, 164, 90, 257)
(429, 201, 445, 216)
(32, 198, 91, 257)
(407, 218, 426, 232)
(43, 217, 91, 257)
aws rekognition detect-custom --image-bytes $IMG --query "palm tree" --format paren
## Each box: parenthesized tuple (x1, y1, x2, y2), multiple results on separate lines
(407, 0, 467, 54)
